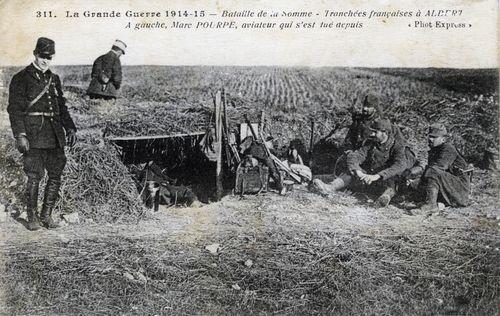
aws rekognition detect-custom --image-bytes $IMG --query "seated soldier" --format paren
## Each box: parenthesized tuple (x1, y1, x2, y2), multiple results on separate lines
(344, 93, 383, 151)
(414, 123, 470, 213)
(334, 93, 404, 177)
(242, 136, 286, 195)
(284, 143, 313, 182)
(311, 119, 415, 207)
(286, 144, 304, 165)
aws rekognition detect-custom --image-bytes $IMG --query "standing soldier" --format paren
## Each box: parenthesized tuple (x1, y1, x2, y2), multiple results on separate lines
(86, 39, 126, 100)
(417, 123, 470, 213)
(7, 37, 77, 230)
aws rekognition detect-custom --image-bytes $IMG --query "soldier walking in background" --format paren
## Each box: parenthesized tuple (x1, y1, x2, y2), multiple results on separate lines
(415, 123, 470, 214)
(7, 37, 77, 231)
(86, 39, 126, 100)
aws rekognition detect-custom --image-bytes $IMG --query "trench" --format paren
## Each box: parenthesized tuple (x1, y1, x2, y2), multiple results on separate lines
(109, 132, 233, 205)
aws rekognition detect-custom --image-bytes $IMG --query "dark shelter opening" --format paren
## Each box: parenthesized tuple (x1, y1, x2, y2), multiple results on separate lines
(110, 132, 218, 205)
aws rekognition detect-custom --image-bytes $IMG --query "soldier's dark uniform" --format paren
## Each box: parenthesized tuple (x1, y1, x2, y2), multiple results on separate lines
(345, 119, 416, 205)
(420, 124, 470, 210)
(344, 94, 405, 151)
(345, 111, 381, 151)
(7, 37, 77, 230)
(336, 94, 404, 181)
(244, 141, 284, 192)
(86, 41, 125, 100)
(344, 94, 383, 151)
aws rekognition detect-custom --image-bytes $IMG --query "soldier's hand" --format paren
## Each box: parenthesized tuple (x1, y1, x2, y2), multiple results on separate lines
(15, 134, 29, 153)
(66, 129, 77, 148)
(100, 73, 110, 84)
(406, 178, 420, 189)
(354, 169, 366, 180)
(364, 174, 381, 185)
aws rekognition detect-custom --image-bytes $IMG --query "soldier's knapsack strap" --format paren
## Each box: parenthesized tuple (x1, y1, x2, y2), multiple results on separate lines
(27, 76, 52, 109)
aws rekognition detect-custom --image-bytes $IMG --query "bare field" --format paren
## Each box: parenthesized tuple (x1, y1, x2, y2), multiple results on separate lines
(0, 66, 498, 315)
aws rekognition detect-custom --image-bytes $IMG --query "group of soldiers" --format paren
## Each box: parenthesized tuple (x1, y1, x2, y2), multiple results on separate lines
(7, 37, 126, 231)
(309, 94, 471, 214)
(7, 37, 470, 232)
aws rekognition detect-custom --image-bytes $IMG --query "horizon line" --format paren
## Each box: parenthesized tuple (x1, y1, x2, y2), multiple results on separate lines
(0, 64, 497, 70)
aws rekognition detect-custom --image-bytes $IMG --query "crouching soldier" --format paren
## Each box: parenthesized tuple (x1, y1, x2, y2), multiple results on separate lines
(311, 119, 415, 207)
(7, 37, 77, 230)
(241, 136, 286, 195)
(415, 123, 470, 213)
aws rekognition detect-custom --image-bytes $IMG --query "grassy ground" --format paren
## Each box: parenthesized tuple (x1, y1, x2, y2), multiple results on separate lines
(1, 184, 499, 315)
(0, 66, 498, 315)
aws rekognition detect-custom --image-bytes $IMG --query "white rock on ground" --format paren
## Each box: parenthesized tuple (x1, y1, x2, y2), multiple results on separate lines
(123, 272, 135, 281)
(205, 243, 220, 255)
(232, 284, 241, 290)
(133, 271, 148, 283)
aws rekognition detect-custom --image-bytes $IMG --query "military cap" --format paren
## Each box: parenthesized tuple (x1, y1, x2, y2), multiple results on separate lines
(428, 123, 447, 137)
(363, 94, 380, 108)
(362, 93, 383, 116)
(370, 119, 392, 132)
(112, 39, 127, 54)
(34, 37, 55, 56)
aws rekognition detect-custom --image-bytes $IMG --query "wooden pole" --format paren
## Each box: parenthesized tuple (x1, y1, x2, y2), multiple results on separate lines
(215, 90, 223, 201)
(222, 91, 240, 164)
(244, 114, 258, 140)
(260, 110, 265, 135)
(308, 119, 315, 167)
(221, 89, 232, 167)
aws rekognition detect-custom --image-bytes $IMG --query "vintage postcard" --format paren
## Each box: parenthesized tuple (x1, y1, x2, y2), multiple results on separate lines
(0, 0, 498, 314)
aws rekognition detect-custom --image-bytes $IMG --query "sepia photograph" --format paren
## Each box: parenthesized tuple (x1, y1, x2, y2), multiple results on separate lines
(0, 0, 498, 314)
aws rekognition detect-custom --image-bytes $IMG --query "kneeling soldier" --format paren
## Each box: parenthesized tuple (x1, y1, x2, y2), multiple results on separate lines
(416, 123, 470, 213)
(7, 37, 77, 230)
(311, 119, 415, 207)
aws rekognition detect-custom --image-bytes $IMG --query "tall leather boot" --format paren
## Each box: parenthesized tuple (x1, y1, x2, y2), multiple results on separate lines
(275, 173, 286, 196)
(25, 178, 42, 231)
(420, 181, 439, 213)
(270, 166, 286, 195)
(40, 178, 61, 229)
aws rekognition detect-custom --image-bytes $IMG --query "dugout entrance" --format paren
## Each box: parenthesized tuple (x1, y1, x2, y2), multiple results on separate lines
(107, 90, 240, 207)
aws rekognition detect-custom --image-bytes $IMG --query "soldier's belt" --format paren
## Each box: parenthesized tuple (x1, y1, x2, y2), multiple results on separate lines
(26, 112, 58, 117)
